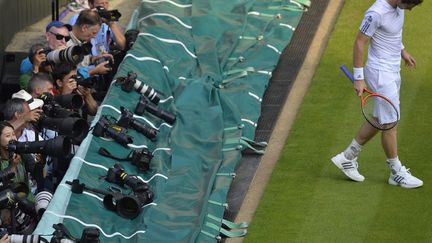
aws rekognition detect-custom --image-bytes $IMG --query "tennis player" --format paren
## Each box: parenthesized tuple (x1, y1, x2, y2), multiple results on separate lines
(331, 0, 423, 188)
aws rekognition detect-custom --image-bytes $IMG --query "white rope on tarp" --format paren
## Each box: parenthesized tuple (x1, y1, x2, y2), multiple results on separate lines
(45, 210, 147, 239)
(138, 33, 197, 59)
(138, 13, 192, 29)
(141, 0, 192, 8)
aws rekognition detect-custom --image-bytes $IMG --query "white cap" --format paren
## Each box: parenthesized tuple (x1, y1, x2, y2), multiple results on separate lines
(12, 90, 44, 110)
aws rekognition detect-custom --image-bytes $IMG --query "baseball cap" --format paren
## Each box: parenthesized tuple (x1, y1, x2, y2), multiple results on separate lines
(12, 90, 44, 110)
(45, 21, 72, 33)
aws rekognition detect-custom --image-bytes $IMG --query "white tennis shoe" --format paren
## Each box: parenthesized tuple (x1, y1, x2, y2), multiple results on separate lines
(331, 152, 365, 182)
(388, 166, 423, 189)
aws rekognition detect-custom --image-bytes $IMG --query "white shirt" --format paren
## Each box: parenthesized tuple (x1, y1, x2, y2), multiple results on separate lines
(359, 0, 404, 72)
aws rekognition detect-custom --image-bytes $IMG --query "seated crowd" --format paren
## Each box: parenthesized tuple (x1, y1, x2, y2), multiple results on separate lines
(0, 0, 136, 240)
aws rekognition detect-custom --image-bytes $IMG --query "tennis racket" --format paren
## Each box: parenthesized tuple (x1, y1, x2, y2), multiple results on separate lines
(340, 64, 399, 130)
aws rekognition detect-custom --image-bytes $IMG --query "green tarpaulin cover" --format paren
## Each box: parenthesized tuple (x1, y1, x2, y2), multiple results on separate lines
(34, 0, 309, 241)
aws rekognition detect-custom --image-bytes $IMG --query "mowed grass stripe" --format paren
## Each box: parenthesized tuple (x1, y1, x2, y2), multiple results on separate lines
(245, 0, 432, 242)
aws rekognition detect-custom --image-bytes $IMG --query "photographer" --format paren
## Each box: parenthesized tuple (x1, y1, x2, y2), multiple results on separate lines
(6, 92, 43, 140)
(4, 93, 46, 194)
(68, 0, 126, 55)
(19, 21, 72, 89)
(52, 63, 98, 116)
(68, 9, 113, 76)
(0, 122, 32, 197)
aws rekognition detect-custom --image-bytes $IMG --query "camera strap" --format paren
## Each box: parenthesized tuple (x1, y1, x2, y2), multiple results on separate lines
(98, 147, 132, 161)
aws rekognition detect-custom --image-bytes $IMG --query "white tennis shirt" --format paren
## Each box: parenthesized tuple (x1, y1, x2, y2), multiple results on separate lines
(359, 0, 404, 72)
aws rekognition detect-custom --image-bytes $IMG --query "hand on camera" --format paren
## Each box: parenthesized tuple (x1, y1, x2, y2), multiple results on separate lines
(25, 108, 43, 123)
(94, 61, 111, 75)
(63, 79, 78, 95)
(76, 85, 92, 98)
(10, 153, 21, 167)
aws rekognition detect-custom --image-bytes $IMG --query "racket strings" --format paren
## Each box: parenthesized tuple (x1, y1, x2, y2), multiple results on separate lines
(362, 95, 399, 130)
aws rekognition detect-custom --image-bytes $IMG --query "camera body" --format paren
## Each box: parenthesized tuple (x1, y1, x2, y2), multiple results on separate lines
(93, 116, 133, 147)
(94, 56, 113, 70)
(73, 75, 98, 89)
(131, 148, 152, 172)
(96, 6, 121, 22)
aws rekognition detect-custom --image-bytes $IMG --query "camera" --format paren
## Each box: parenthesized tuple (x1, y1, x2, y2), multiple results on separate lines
(72, 75, 98, 89)
(46, 43, 92, 66)
(0, 188, 37, 234)
(116, 71, 161, 105)
(39, 91, 83, 110)
(38, 114, 89, 144)
(106, 163, 153, 205)
(66, 179, 142, 220)
(93, 116, 133, 147)
(117, 107, 158, 140)
(53, 93, 83, 110)
(94, 56, 113, 69)
(135, 95, 176, 124)
(97, 147, 152, 172)
(50, 223, 100, 243)
(96, 6, 121, 22)
(130, 148, 152, 172)
(39, 93, 81, 118)
(6, 136, 71, 158)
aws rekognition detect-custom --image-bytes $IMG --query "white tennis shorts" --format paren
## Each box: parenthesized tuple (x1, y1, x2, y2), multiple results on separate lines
(364, 66, 401, 124)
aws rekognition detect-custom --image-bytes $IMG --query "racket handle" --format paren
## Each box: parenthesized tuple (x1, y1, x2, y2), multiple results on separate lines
(340, 64, 355, 83)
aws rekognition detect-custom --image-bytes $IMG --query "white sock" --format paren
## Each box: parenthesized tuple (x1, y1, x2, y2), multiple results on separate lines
(387, 157, 402, 174)
(343, 139, 362, 160)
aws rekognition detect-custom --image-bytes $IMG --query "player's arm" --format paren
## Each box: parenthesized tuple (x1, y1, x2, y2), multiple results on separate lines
(353, 32, 369, 96)
(401, 47, 416, 68)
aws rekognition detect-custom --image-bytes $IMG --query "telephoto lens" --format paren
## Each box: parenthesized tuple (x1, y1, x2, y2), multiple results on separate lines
(53, 93, 84, 109)
(118, 107, 158, 140)
(6, 136, 71, 158)
(46, 45, 87, 66)
(135, 95, 176, 124)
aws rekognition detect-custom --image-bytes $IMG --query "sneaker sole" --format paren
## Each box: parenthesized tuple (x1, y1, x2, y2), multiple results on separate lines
(331, 157, 364, 182)
(388, 178, 423, 189)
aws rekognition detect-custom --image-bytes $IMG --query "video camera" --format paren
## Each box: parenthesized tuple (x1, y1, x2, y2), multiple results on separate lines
(118, 107, 158, 140)
(93, 116, 133, 147)
(115, 72, 161, 105)
(96, 6, 121, 22)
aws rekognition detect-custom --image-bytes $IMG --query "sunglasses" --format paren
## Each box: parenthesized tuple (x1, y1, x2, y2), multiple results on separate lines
(49, 31, 71, 42)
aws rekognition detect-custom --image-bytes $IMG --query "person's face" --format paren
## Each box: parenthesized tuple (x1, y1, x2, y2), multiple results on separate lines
(46, 26, 71, 49)
(35, 81, 54, 97)
(63, 69, 78, 84)
(91, 0, 109, 9)
(81, 24, 100, 41)
(0, 126, 16, 147)
(397, 1, 418, 10)
(41, 81, 54, 95)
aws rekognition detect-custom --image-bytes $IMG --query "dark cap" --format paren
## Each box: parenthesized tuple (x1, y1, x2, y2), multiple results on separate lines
(45, 21, 72, 32)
